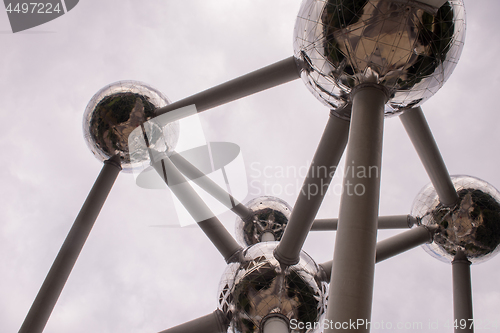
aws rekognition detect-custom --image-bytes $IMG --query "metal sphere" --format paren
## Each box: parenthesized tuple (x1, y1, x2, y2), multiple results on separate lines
(293, 0, 466, 116)
(235, 196, 292, 247)
(217, 242, 327, 333)
(411, 175, 500, 264)
(83, 81, 179, 171)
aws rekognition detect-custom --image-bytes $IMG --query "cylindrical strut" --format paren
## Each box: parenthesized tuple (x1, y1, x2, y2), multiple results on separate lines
(311, 215, 417, 231)
(274, 111, 350, 266)
(262, 317, 290, 333)
(169, 151, 251, 220)
(152, 156, 242, 263)
(155, 56, 300, 119)
(325, 85, 387, 333)
(452, 250, 474, 333)
(400, 107, 458, 206)
(319, 225, 438, 282)
(19, 156, 122, 333)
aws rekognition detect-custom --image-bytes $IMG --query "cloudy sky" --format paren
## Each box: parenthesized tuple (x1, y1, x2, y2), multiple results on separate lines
(1, 1, 499, 332)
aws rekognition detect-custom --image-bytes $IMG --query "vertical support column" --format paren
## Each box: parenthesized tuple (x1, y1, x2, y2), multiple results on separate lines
(452, 250, 474, 333)
(262, 317, 290, 333)
(325, 85, 387, 332)
(19, 156, 122, 333)
(261, 232, 275, 242)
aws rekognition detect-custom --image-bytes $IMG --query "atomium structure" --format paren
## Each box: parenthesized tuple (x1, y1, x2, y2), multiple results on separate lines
(18, 1, 500, 333)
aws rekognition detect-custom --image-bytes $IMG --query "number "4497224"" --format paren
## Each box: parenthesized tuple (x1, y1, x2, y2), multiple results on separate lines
(6, 3, 62, 14)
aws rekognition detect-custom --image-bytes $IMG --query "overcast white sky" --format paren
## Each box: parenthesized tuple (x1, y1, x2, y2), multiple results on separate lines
(1, 1, 499, 332)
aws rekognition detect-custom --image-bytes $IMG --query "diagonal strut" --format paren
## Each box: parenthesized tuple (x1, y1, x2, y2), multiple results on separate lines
(274, 108, 350, 266)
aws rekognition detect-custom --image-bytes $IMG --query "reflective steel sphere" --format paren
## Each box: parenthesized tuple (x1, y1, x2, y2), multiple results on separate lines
(294, 0, 466, 116)
(218, 242, 327, 333)
(411, 176, 500, 264)
(235, 197, 292, 247)
(83, 81, 179, 171)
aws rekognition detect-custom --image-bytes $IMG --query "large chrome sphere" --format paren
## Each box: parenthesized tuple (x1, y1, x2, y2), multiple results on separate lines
(218, 242, 327, 333)
(235, 197, 292, 247)
(83, 81, 179, 171)
(294, 0, 466, 116)
(411, 176, 500, 264)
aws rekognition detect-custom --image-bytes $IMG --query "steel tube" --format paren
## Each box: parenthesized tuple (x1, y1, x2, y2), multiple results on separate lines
(319, 225, 436, 282)
(262, 317, 290, 333)
(375, 225, 437, 263)
(18, 156, 122, 333)
(170, 152, 251, 220)
(400, 107, 458, 206)
(325, 85, 387, 332)
(274, 111, 350, 265)
(311, 215, 417, 231)
(452, 251, 474, 333)
(261, 232, 275, 242)
(152, 156, 242, 263)
(158, 310, 228, 333)
(155, 56, 300, 118)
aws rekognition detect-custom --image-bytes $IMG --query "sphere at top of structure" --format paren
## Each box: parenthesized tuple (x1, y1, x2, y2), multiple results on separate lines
(235, 196, 292, 247)
(293, 0, 466, 117)
(411, 175, 500, 264)
(217, 242, 327, 333)
(83, 80, 179, 171)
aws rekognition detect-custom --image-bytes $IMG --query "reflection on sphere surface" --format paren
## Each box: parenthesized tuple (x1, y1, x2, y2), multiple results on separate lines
(83, 81, 179, 171)
(235, 196, 292, 247)
(294, 0, 466, 116)
(411, 176, 500, 264)
(218, 242, 327, 333)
